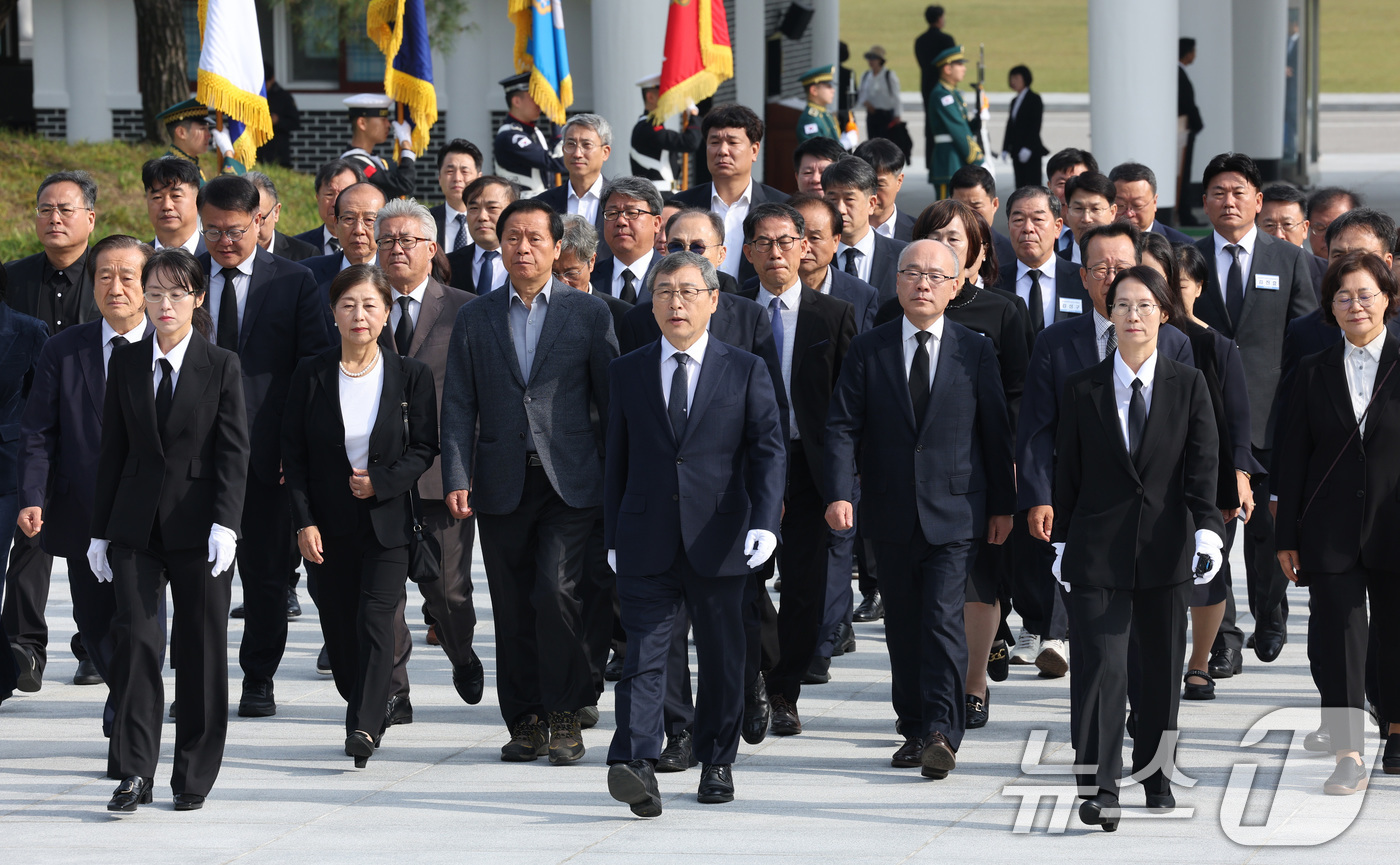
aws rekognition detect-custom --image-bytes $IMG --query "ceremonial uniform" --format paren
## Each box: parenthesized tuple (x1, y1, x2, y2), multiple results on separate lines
(796, 65, 841, 145)
(342, 94, 417, 200)
(493, 73, 564, 196)
(927, 48, 982, 199)
(156, 99, 245, 184)
(630, 75, 701, 192)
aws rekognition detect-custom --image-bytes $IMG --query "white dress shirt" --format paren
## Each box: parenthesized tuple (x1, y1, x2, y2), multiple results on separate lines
(208, 254, 255, 339)
(613, 249, 655, 297)
(101, 318, 147, 376)
(1010, 88, 1027, 121)
(151, 327, 195, 395)
(758, 283, 802, 438)
(661, 328, 710, 412)
(1094, 309, 1115, 361)
(837, 228, 877, 284)
(320, 226, 338, 256)
(1212, 225, 1258, 306)
(1345, 330, 1386, 433)
(1112, 348, 1158, 451)
(444, 207, 469, 254)
(339, 252, 377, 271)
(873, 206, 901, 240)
(473, 245, 507, 293)
(390, 276, 430, 333)
(339, 353, 385, 471)
(1016, 255, 1059, 326)
(567, 175, 606, 225)
(153, 230, 201, 254)
(816, 266, 834, 295)
(902, 314, 946, 388)
(712, 180, 754, 278)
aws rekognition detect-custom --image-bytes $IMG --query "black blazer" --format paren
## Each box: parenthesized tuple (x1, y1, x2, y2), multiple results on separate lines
(1053, 355, 1224, 589)
(445, 242, 483, 294)
(1307, 252, 1328, 303)
(301, 252, 343, 293)
(885, 210, 916, 244)
(534, 182, 613, 263)
(282, 348, 439, 549)
(670, 181, 790, 284)
(991, 229, 1017, 277)
(1150, 220, 1193, 245)
(1275, 335, 1400, 574)
(1001, 88, 1048, 161)
(590, 253, 660, 298)
(849, 231, 908, 308)
(0, 303, 47, 498)
(591, 289, 633, 341)
(91, 332, 250, 550)
(994, 254, 1091, 344)
(198, 246, 336, 485)
(271, 231, 318, 262)
(293, 225, 334, 256)
(3, 250, 100, 333)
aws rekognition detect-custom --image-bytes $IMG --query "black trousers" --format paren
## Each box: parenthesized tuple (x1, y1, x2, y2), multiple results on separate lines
(1308, 570, 1371, 752)
(1011, 156, 1043, 191)
(874, 531, 973, 749)
(388, 500, 477, 698)
(817, 476, 859, 658)
(1, 526, 66, 674)
(1010, 511, 1069, 639)
(108, 538, 231, 796)
(608, 550, 748, 765)
(766, 444, 832, 703)
(580, 516, 617, 703)
(476, 463, 596, 725)
(237, 476, 295, 685)
(1068, 579, 1192, 798)
(1364, 570, 1400, 728)
(1240, 454, 1289, 640)
(0, 495, 18, 698)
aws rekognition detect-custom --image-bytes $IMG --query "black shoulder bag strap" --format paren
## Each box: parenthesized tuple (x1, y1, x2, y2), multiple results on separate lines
(1298, 358, 1398, 526)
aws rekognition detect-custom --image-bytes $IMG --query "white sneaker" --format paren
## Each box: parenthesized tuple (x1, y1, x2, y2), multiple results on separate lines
(1009, 629, 1041, 665)
(1036, 639, 1069, 677)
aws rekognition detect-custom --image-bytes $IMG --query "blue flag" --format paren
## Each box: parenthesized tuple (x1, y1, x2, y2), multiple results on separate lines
(510, 0, 573, 125)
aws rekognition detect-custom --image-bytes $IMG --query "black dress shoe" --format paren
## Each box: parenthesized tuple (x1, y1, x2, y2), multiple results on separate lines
(834, 622, 856, 655)
(229, 603, 245, 619)
(1383, 733, 1400, 774)
(852, 591, 883, 622)
(1304, 727, 1334, 753)
(168, 701, 176, 720)
(107, 776, 154, 812)
(697, 763, 734, 804)
(770, 694, 802, 736)
(987, 639, 1009, 683)
(173, 792, 206, 811)
(891, 736, 923, 768)
(1245, 633, 1256, 649)
(742, 673, 770, 744)
(316, 645, 333, 676)
(286, 588, 302, 619)
(1323, 757, 1368, 794)
(73, 658, 104, 686)
(345, 731, 375, 768)
(1183, 669, 1215, 701)
(579, 705, 600, 729)
(965, 688, 989, 730)
(921, 731, 956, 779)
(385, 695, 413, 727)
(453, 652, 485, 705)
(658, 730, 697, 772)
(1145, 786, 1175, 812)
(801, 655, 831, 685)
(604, 652, 625, 682)
(11, 644, 41, 692)
(1254, 632, 1286, 663)
(237, 680, 276, 717)
(1079, 793, 1120, 831)
(1208, 647, 1242, 679)
(608, 760, 662, 817)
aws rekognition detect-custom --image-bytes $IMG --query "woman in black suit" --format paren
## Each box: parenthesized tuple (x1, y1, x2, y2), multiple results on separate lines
(1052, 265, 1225, 830)
(88, 248, 250, 812)
(1275, 252, 1400, 795)
(1002, 65, 1047, 190)
(282, 264, 438, 767)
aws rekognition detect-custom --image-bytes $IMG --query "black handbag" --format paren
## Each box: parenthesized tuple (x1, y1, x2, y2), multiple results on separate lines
(401, 401, 441, 584)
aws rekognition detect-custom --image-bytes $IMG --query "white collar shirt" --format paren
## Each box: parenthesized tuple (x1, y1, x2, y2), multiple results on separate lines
(1345, 329, 1387, 433)
(1112, 348, 1159, 452)
(151, 327, 195, 396)
(391, 276, 430, 332)
(661, 328, 710, 414)
(613, 248, 655, 298)
(712, 179, 754, 278)
(1213, 225, 1259, 305)
(567, 175, 606, 225)
(1016, 254, 1059, 326)
(208, 254, 255, 341)
(901, 314, 947, 390)
(101, 318, 147, 377)
(837, 228, 877, 284)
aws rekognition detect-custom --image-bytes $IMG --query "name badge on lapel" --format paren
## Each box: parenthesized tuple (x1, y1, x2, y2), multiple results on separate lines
(1255, 274, 1280, 290)
(1059, 297, 1083, 314)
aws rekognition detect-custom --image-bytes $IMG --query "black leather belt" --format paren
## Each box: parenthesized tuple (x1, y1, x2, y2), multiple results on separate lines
(526, 453, 543, 467)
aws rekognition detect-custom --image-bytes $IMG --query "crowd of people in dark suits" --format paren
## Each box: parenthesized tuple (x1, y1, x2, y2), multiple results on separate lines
(3, 74, 1400, 832)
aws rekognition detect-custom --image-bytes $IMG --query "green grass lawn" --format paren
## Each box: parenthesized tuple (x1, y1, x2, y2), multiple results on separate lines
(841, 0, 1396, 94)
(0, 131, 318, 262)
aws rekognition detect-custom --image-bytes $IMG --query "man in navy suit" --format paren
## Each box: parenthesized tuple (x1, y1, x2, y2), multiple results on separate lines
(444, 175, 518, 295)
(533, 114, 613, 268)
(1109, 162, 1192, 245)
(198, 176, 333, 717)
(995, 186, 1090, 358)
(950, 165, 1016, 276)
(825, 157, 907, 306)
(852, 138, 917, 243)
(143, 157, 208, 256)
(300, 182, 385, 330)
(604, 251, 785, 816)
(825, 239, 1015, 779)
(590, 177, 664, 300)
(292, 159, 364, 256)
(790, 195, 879, 332)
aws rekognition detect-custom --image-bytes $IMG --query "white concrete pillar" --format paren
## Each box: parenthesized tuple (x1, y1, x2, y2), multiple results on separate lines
(30, 0, 68, 115)
(590, 0, 668, 175)
(808, 0, 841, 73)
(65, 0, 114, 141)
(732, 0, 766, 181)
(1088, 0, 1179, 206)
(1180, 0, 1234, 185)
(1232, 0, 1288, 178)
(443, 11, 515, 171)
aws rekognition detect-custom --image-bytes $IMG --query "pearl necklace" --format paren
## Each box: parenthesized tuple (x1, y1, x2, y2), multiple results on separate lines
(339, 348, 381, 379)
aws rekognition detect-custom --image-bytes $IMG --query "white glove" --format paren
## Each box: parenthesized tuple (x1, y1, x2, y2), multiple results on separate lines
(744, 529, 778, 569)
(1050, 542, 1069, 593)
(208, 523, 238, 578)
(210, 128, 234, 156)
(1018, 147, 1032, 163)
(391, 120, 413, 146)
(87, 538, 113, 583)
(607, 549, 617, 573)
(1192, 529, 1225, 585)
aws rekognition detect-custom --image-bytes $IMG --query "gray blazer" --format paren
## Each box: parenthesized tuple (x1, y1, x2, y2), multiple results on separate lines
(1193, 230, 1317, 448)
(440, 278, 619, 513)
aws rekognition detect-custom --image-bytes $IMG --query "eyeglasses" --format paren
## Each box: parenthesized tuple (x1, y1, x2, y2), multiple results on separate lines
(746, 236, 799, 253)
(1260, 219, 1303, 233)
(36, 205, 92, 220)
(1068, 204, 1111, 218)
(653, 287, 715, 303)
(376, 235, 430, 251)
(667, 240, 718, 255)
(1085, 263, 1126, 280)
(1332, 292, 1381, 309)
(554, 269, 586, 283)
(202, 221, 255, 242)
(1109, 301, 1160, 318)
(603, 208, 657, 222)
(143, 289, 195, 303)
(562, 140, 601, 154)
(897, 269, 957, 287)
(338, 213, 378, 228)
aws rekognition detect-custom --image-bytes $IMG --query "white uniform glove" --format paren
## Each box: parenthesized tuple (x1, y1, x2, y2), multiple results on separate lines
(208, 523, 238, 578)
(1018, 147, 1033, 163)
(87, 538, 113, 583)
(1192, 529, 1225, 584)
(1050, 541, 1069, 592)
(607, 549, 617, 573)
(391, 120, 413, 146)
(744, 529, 778, 569)
(210, 128, 234, 156)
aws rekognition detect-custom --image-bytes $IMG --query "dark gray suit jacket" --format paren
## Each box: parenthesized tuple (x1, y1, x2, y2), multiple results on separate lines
(534, 182, 613, 263)
(440, 280, 619, 512)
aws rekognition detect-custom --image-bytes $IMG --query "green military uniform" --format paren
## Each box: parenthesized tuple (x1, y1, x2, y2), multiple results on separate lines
(796, 65, 841, 144)
(156, 98, 246, 186)
(927, 47, 983, 198)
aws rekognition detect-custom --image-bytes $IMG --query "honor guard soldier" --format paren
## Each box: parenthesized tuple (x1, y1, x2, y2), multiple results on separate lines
(796, 65, 841, 145)
(341, 93, 417, 199)
(928, 46, 983, 198)
(156, 98, 245, 184)
(494, 72, 566, 196)
(629, 74, 701, 192)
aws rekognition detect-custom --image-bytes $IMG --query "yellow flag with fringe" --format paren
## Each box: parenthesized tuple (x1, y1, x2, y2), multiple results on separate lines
(367, 0, 439, 159)
(509, 0, 573, 126)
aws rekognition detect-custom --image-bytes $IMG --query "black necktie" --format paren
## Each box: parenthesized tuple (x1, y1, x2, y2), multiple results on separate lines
(1128, 378, 1146, 460)
(844, 248, 860, 277)
(217, 267, 240, 349)
(668, 353, 690, 440)
(1105, 321, 1117, 359)
(156, 358, 174, 443)
(395, 295, 414, 356)
(1027, 268, 1045, 330)
(478, 250, 496, 291)
(1225, 244, 1245, 325)
(909, 331, 932, 425)
(620, 268, 638, 303)
(110, 335, 129, 349)
(453, 213, 469, 252)
(328, 236, 342, 255)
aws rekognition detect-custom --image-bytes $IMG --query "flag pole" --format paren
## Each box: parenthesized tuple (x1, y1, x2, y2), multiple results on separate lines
(215, 111, 227, 174)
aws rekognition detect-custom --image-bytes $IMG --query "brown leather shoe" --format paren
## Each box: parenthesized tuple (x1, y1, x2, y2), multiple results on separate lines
(921, 730, 957, 779)
(891, 736, 923, 767)
(770, 694, 802, 736)
(425, 624, 441, 646)
(501, 714, 548, 762)
(548, 711, 586, 764)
